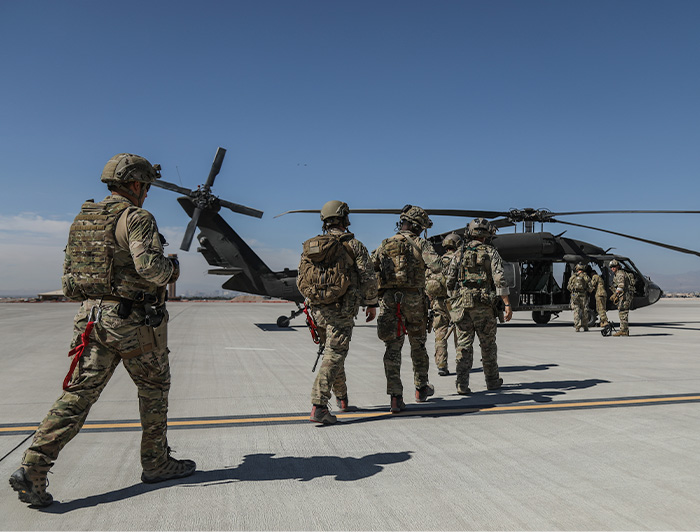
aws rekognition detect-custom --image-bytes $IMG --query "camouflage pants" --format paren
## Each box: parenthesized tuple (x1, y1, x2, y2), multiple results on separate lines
(453, 304, 500, 388)
(617, 295, 632, 332)
(431, 297, 456, 370)
(570, 292, 589, 329)
(595, 294, 609, 324)
(377, 289, 430, 396)
(23, 301, 171, 471)
(310, 300, 357, 406)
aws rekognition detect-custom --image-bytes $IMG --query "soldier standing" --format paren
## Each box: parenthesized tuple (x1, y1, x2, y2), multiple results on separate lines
(10, 154, 195, 508)
(426, 233, 461, 376)
(567, 263, 592, 332)
(372, 205, 442, 413)
(589, 267, 609, 327)
(609, 259, 634, 336)
(446, 218, 512, 395)
(297, 201, 378, 425)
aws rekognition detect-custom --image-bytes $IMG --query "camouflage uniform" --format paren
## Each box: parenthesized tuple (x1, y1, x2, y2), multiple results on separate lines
(567, 269, 592, 331)
(22, 195, 178, 472)
(590, 273, 609, 326)
(427, 249, 458, 373)
(612, 269, 634, 333)
(446, 239, 509, 391)
(308, 228, 378, 407)
(373, 230, 441, 397)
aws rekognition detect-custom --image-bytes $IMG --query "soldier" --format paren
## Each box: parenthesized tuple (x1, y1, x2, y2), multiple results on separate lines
(609, 259, 634, 336)
(589, 266, 609, 327)
(426, 233, 461, 376)
(446, 218, 512, 395)
(9, 154, 195, 508)
(297, 201, 378, 425)
(372, 205, 442, 413)
(567, 263, 592, 332)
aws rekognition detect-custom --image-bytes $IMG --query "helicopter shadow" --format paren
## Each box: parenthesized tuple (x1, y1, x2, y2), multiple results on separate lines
(40, 451, 413, 514)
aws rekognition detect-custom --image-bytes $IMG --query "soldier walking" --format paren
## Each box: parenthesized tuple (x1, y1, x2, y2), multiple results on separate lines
(567, 263, 592, 332)
(10, 153, 195, 508)
(609, 259, 634, 336)
(589, 267, 609, 327)
(297, 201, 378, 425)
(372, 205, 442, 413)
(446, 218, 512, 395)
(426, 233, 461, 376)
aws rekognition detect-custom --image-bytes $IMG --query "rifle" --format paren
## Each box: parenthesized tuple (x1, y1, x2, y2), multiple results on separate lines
(427, 308, 435, 333)
(301, 302, 325, 372)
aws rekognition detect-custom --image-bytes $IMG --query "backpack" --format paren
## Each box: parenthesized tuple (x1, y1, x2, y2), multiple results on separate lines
(297, 233, 356, 304)
(375, 234, 424, 290)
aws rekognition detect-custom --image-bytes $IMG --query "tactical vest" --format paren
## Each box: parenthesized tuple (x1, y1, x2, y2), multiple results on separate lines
(425, 251, 452, 298)
(62, 199, 160, 302)
(569, 273, 588, 293)
(376, 233, 425, 290)
(458, 244, 492, 290)
(297, 232, 357, 305)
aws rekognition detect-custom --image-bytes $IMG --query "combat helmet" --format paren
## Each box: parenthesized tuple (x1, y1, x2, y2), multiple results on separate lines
(467, 218, 494, 239)
(575, 262, 586, 272)
(609, 259, 620, 268)
(442, 233, 461, 250)
(320, 200, 350, 227)
(101, 153, 161, 185)
(400, 205, 433, 230)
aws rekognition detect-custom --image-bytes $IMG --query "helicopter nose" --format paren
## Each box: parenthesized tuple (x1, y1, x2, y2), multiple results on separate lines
(647, 282, 663, 304)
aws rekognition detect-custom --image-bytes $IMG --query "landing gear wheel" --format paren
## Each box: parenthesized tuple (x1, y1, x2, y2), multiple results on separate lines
(277, 316, 291, 328)
(532, 311, 552, 324)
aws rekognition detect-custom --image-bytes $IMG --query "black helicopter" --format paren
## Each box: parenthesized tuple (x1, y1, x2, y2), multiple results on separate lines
(153, 148, 699, 326)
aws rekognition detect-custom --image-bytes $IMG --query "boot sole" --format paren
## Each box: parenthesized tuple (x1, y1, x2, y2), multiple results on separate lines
(9, 475, 53, 507)
(141, 465, 196, 484)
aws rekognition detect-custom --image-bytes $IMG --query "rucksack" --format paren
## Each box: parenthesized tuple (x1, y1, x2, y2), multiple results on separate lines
(375, 234, 425, 290)
(297, 233, 356, 305)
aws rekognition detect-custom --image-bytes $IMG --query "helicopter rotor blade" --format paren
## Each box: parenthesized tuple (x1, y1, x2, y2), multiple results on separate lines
(180, 207, 203, 251)
(203, 147, 226, 190)
(219, 198, 264, 219)
(274, 208, 509, 218)
(151, 180, 193, 196)
(552, 219, 700, 258)
(551, 209, 700, 217)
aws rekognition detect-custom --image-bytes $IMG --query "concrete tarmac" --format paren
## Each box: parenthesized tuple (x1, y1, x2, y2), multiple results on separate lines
(1, 299, 699, 530)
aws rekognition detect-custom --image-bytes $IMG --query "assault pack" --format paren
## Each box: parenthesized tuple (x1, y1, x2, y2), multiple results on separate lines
(374, 233, 425, 290)
(297, 233, 356, 304)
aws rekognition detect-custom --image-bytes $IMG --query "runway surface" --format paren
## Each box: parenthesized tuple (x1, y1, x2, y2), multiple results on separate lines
(1, 299, 699, 530)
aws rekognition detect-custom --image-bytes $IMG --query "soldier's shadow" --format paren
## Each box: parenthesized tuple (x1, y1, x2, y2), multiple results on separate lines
(40, 451, 413, 514)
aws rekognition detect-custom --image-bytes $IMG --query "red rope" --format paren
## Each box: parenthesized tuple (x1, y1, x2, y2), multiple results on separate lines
(302, 303, 320, 345)
(63, 320, 95, 390)
(396, 303, 407, 337)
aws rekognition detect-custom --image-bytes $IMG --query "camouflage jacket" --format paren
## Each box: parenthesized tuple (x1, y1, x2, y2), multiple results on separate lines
(425, 249, 455, 299)
(326, 227, 378, 306)
(62, 195, 177, 303)
(590, 273, 607, 297)
(612, 269, 633, 296)
(446, 240, 509, 297)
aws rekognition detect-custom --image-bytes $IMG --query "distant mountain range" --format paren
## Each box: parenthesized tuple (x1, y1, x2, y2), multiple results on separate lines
(648, 270, 700, 293)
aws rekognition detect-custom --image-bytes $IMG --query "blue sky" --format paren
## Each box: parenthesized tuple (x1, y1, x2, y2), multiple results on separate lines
(1, 1, 699, 295)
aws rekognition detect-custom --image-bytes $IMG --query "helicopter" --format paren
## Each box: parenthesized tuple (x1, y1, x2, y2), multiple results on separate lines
(152, 148, 700, 326)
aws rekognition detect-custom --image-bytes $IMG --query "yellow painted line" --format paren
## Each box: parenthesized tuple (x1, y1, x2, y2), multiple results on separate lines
(2, 395, 698, 433)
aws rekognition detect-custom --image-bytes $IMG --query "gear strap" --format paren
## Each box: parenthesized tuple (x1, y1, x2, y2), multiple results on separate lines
(63, 306, 101, 390)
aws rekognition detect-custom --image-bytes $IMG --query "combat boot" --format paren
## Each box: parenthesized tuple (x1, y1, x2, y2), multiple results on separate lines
(415, 383, 435, 403)
(486, 378, 504, 391)
(438, 367, 449, 376)
(456, 384, 472, 395)
(9, 464, 53, 507)
(390, 395, 406, 413)
(141, 448, 196, 484)
(613, 330, 629, 337)
(336, 396, 350, 412)
(309, 405, 337, 425)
